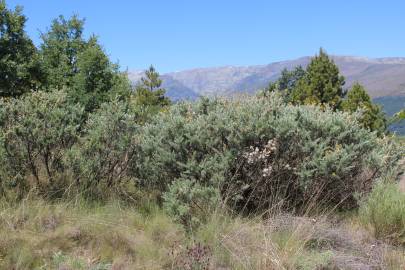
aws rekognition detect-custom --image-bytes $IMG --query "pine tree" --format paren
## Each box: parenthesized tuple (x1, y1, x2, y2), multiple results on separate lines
(342, 83, 386, 134)
(134, 65, 170, 107)
(341, 83, 371, 111)
(0, 0, 42, 97)
(291, 48, 346, 110)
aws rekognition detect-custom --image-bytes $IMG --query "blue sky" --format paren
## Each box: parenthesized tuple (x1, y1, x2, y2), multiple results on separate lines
(7, 0, 405, 73)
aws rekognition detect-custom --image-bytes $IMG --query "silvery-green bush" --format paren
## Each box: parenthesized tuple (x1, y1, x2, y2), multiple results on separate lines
(0, 90, 84, 198)
(68, 99, 139, 199)
(137, 94, 400, 216)
(163, 179, 218, 229)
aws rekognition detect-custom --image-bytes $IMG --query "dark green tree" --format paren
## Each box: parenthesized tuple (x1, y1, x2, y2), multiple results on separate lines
(39, 15, 87, 90)
(133, 65, 170, 108)
(342, 83, 386, 134)
(341, 83, 372, 112)
(265, 66, 306, 102)
(0, 0, 42, 97)
(291, 49, 346, 109)
(72, 41, 125, 112)
(39, 15, 131, 112)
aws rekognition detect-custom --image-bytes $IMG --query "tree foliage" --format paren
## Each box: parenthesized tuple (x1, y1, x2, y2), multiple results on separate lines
(265, 50, 388, 134)
(131, 65, 171, 122)
(39, 15, 130, 112)
(291, 49, 346, 109)
(265, 66, 306, 102)
(39, 15, 87, 90)
(0, 0, 42, 97)
(71, 41, 131, 112)
(395, 109, 405, 120)
(133, 66, 170, 107)
(342, 83, 386, 134)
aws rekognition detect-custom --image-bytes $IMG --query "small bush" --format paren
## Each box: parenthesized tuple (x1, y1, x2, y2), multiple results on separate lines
(359, 182, 405, 245)
(0, 90, 84, 199)
(163, 179, 219, 229)
(68, 99, 139, 199)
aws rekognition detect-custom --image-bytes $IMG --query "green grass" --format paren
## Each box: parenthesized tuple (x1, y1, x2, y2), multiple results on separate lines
(359, 182, 405, 245)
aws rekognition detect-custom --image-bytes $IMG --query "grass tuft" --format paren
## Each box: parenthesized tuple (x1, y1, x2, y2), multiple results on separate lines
(359, 182, 405, 245)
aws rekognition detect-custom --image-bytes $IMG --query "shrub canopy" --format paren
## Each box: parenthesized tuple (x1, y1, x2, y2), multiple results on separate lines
(137, 94, 399, 217)
(0, 90, 84, 198)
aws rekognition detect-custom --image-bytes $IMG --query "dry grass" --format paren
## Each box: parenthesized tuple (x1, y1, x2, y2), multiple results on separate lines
(206, 215, 332, 269)
(195, 211, 405, 270)
(0, 199, 184, 269)
(0, 198, 404, 270)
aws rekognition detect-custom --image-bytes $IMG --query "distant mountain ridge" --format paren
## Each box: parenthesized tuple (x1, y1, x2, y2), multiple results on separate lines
(128, 55, 405, 100)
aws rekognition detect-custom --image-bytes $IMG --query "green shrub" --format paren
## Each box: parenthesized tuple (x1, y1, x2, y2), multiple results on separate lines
(228, 106, 399, 212)
(0, 90, 83, 198)
(163, 179, 219, 229)
(68, 99, 139, 199)
(137, 94, 399, 215)
(136, 97, 233, 192)
(359, 182, 405, 245)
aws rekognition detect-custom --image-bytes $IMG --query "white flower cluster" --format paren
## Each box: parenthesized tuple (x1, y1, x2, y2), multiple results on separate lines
(244, 139, 277, 163)
(243, 139, 278, 177)
(262, 166, 272, 177)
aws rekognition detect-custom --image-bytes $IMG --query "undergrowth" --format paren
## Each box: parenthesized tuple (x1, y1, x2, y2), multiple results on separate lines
(0, 197, 404, 270)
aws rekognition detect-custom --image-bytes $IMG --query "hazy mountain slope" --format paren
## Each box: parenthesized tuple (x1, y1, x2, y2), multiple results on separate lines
(344, 64, 405, 97)
(127, 71, 199, 101)
(160, 76, 200, 101)
(374, 96, 405, 135)
(168, 66, 264, 96)
(374, 96, 405, 116)
(231, 57, 311, 93)
(128, 56, 405, 99)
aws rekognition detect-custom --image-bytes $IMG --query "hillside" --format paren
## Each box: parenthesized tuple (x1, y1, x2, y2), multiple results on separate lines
(128, 56, 405, 100)
(374, 95, 405, 135)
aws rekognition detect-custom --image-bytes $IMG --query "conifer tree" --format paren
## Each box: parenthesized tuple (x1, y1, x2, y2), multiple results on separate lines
(291, 48, 346, 109)
(342, 83, 386, 134)
(134, 65, 170, 107)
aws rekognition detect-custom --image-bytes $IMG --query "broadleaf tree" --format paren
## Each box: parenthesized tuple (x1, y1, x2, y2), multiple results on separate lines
(39, 15, 131, 112)
(0, 0, 42, 97)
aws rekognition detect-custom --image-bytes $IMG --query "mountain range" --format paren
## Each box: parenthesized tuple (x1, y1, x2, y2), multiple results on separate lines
(128, 55, 405, 135)
(128, 55, 405, 101)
